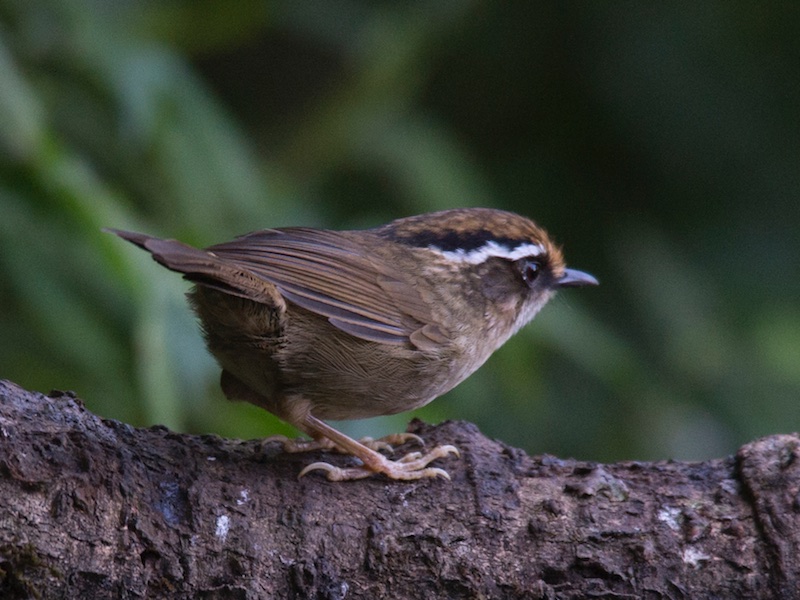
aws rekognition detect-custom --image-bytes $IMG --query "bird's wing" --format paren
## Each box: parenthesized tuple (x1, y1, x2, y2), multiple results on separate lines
(206, 228, 448, 349)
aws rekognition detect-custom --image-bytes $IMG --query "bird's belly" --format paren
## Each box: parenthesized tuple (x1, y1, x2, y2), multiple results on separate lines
(276, 322, 462, 420)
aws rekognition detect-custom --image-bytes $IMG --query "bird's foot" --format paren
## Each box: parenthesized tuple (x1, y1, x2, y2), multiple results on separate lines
(299, 444, 460, 481)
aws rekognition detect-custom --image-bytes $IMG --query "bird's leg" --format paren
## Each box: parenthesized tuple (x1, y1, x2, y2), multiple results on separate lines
(297, 415, 459, 481)
(219, 370, 456, 480)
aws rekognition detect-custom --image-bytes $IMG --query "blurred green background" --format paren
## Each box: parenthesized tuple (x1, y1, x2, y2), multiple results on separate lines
(1, 1, 799, 462)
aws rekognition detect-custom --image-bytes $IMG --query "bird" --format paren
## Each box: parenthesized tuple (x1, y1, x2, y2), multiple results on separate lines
(108, 208, 597, 481)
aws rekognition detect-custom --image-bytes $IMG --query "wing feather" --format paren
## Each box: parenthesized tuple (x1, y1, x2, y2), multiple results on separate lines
(206, 228, 447, 349)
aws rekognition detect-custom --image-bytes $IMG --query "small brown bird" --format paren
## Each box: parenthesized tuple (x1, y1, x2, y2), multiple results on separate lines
(109, 208, 596, 481)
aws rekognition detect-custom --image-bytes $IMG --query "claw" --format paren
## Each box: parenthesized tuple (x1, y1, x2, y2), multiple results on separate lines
(440, 445, 461, 458)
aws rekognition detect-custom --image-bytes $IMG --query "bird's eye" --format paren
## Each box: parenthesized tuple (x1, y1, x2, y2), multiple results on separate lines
(520, 260, 541, 286)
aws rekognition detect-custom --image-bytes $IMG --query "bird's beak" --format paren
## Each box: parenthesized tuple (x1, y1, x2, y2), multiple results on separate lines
(557, 268, 599, 288)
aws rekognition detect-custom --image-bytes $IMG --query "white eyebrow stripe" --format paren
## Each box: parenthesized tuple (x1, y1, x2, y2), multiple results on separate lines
(430, 241, 545, 264)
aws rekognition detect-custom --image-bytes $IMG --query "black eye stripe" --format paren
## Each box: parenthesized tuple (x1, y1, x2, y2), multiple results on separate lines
(391, 229, 531, 253)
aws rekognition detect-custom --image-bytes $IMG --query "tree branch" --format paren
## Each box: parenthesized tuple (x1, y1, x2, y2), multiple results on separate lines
(0, 379, 796, 598)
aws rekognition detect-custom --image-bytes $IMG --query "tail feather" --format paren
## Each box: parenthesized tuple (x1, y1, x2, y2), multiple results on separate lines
(107, 228, 221, 274)
(106, 228, 274, 303)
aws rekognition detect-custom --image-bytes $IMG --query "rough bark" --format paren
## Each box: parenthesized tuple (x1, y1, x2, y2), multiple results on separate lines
(0, 379, 798, 599)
